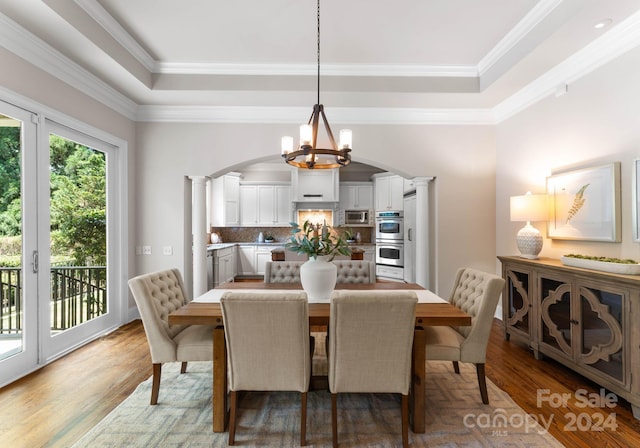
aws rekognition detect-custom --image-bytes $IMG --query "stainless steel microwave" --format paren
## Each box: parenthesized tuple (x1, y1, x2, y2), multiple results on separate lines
(343, 209, 373, 226)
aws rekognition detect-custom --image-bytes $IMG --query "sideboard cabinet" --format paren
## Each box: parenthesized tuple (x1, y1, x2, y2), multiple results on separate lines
(498, 256, 640, 419)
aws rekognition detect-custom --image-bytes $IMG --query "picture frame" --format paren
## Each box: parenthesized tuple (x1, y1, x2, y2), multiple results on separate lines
(633, 159, 640, 242)
(546, 162, 620, 241)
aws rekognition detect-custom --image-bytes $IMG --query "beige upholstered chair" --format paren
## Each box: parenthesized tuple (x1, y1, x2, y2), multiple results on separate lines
(328, 290, 417, 448)
(128, 269, 214, 405)
(424, 267, 505, 404)
(221, 292, 311, 446)
(264, 261, 304, 283)
(332, 260, 376, 283)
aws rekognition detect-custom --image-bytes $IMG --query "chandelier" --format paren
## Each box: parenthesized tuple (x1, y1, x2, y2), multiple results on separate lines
(281, 0, 352, 169)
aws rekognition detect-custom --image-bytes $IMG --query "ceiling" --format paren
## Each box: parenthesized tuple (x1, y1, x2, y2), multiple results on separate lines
(1, 0, 640, 123)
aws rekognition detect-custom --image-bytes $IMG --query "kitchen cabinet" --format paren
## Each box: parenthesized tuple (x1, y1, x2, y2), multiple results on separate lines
(208, 245, 236, 288)
(374, 174, 404, 211)
(236, 244, 283, 276)
(498, 256, 640, 419)
(292, 168, 339, 202)
(210, 173, 241, 227)
(339, 182, 373, 210)
(237, 245, 255, 276)
(240, 183, 291, 226)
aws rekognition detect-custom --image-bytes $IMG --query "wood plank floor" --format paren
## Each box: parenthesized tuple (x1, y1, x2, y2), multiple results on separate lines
(1, 319, 639, 447)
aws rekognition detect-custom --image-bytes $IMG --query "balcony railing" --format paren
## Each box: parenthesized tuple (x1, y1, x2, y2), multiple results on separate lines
(0, 266, 107, 334)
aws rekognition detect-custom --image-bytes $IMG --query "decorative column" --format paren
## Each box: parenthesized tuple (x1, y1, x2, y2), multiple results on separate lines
(191, 176, 208, 297)
(414, 177, 433, 289)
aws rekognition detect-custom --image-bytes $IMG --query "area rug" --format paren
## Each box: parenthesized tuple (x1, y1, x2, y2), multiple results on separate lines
(72, 336, 563, 447)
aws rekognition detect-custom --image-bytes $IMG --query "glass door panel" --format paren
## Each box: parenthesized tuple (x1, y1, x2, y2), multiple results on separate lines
(0, 102, 38, 386)
(48, 133, 107, 336)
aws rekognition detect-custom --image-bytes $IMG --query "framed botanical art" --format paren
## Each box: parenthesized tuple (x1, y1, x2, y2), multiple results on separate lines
(546, 162, 620, 241)
(633, 159, 640, 242)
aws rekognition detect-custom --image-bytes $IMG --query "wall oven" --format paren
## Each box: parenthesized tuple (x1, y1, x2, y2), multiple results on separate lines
(375, 210, 403, 241)
(376, 241, 404, 267)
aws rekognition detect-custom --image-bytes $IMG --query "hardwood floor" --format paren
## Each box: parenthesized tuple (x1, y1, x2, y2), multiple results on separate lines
(1, 319, 639, 447)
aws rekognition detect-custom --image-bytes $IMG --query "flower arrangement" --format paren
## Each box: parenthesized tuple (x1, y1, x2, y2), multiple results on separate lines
(285, 220, 351, 260)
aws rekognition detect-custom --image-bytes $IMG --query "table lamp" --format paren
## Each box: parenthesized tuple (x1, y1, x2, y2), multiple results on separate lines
(510, 192, 548, 259)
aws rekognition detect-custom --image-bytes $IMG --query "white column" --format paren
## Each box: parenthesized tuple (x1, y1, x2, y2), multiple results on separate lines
(414, 177, 433, 289)
(191, 176, 208, 297)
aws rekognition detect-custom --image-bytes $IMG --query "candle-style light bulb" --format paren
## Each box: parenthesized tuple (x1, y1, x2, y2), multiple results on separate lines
(339, 129, 352, 149)
(281, 136, 293, 155)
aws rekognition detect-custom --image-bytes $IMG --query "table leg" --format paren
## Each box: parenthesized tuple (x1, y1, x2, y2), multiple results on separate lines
(411, 327, 426, 433)
(213, 326, 228, 432)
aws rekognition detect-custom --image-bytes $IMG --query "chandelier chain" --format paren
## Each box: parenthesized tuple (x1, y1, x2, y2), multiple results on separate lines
(317, 0, 320, 105)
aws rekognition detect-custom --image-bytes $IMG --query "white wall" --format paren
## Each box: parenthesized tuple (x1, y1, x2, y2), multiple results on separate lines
(496, 46, 640, 264)
(136, 122, 497, 296)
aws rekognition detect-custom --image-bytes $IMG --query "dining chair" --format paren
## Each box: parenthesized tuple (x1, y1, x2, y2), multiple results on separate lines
(328, 290, 418, 448)
(128, 268, 214, 405)
(424, 267, 505, 404)
(332, 260, 376, 283)
(220, 291, 311, 446)
(263, 260, 303, 283)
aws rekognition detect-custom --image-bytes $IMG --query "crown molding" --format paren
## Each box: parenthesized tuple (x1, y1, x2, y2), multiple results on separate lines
(0, 13, 138, 121)
(75, 0, 156, 72)
(477, 0, 562, 76)
(493, 7, 640, 122)
(135, 105, 495, 125)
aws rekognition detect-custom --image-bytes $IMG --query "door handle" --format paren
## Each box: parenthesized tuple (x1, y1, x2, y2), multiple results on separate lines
(408, 228, 412, 242)
(32, 250, 39, 273)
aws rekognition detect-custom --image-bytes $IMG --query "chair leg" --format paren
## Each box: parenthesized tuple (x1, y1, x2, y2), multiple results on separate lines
(452, 360, 460, 374)
(401, 394, 409, 448)
(180, 361, 187, 374)
(331, 393, 338, 448)
(228, 390, 238, 445)
(300, 391, 308, 446)
(476, 363, 489, 404)
(151, 363, 161, 405)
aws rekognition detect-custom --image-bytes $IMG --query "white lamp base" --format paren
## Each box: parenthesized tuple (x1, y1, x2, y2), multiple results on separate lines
(516, 223, 543, 259)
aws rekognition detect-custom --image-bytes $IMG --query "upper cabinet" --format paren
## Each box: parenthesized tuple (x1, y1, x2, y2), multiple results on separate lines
(291, 168, 339, 202)
(240, 183, 291, 227)
(339, 182, 373, 210)
(374, 174, 404, 211)
(210, 173, 241, 227)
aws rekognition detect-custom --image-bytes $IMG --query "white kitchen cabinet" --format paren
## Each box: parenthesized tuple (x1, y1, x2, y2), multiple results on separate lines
(374, 174, 404, 211)
(210, 173, 241, 227)
(339, 182, 373, 210)
(208, 245, 236, 288)
(237, 245, 255, 275)
(255, 246, 274, 275)
(240, 184, 291, 226)
(292, 168, 339, 202)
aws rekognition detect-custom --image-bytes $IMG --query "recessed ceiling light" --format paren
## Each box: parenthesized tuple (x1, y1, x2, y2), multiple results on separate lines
(594, 18, 612, 29)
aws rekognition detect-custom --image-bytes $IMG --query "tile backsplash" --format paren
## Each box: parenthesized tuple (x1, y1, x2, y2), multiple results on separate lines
(211, 226, 373, 244)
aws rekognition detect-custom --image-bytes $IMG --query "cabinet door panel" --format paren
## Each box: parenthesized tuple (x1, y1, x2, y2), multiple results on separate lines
(539, 276, 572, 356)
(505, 269, 531, 336)
(579, 286, 624, 383)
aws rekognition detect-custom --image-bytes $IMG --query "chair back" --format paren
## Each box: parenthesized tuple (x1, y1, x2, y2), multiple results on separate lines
(221, 292, 311, 392)
(448, 267, 505, 362)
(264, 261, 304, 283)
(328, 290, 417, 394)
(128, 269, 189, 362)
(333, 260, 376, 283)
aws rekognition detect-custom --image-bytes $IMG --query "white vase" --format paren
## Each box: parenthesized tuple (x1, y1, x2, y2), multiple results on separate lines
(300, 255, 337, 301)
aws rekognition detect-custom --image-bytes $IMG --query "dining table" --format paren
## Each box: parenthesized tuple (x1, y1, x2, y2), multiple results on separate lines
(168, 281, 472, 434)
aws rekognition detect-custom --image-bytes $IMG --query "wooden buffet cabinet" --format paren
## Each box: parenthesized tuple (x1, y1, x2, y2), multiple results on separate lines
(498, 256, 640, 419)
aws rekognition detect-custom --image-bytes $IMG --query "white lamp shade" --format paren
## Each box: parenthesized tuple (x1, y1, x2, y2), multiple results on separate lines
(510, 193, 548, 222)
(299, 124, 312, 145)
(281, 136, 293, 154)
(339, 129, 352, 149)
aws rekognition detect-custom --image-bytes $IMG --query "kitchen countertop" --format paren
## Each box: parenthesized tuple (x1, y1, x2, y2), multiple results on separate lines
(207, 242, 375, 251)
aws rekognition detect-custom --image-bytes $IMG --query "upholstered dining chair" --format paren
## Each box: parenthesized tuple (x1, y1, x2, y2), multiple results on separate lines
(128, 269, 214, 405)
(263, 261, 304, 283)
(424, 267, 505, 404)
(221, 291, 311, 446)
(328, 290, 418, 448)
(332, 260, 376, 284)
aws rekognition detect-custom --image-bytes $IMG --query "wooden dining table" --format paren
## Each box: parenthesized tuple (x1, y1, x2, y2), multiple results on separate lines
(168, 282, 472, 434)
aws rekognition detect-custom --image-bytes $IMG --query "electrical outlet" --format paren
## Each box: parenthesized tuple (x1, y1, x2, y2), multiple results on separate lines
(142, 245, 152, 255)
(163, 246, 173, 255)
